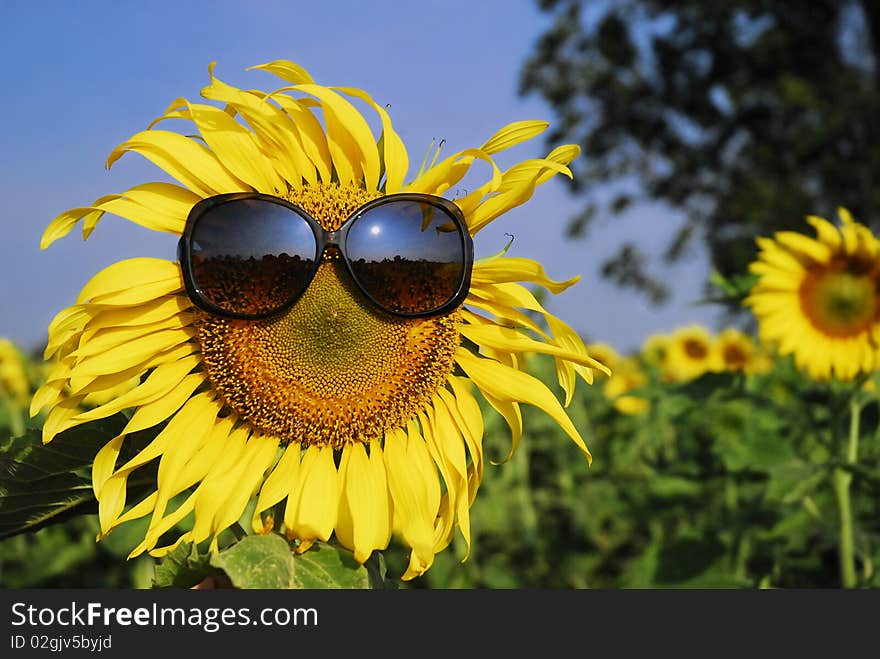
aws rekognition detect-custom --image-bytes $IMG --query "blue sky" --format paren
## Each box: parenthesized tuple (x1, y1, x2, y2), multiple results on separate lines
(0, 0, 720, 354)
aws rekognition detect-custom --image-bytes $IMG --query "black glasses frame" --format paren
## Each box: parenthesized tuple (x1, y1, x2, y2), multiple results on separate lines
(178, 192, 474, 320)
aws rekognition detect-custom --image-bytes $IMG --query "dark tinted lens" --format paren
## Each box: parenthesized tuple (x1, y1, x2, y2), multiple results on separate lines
(189, 198, 317, 316)
(345, 199, 466, 314)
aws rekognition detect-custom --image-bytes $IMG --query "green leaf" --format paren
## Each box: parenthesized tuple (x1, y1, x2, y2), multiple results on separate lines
(706, 270, 759, 301)
(210, 534, 371, 589)
(714, 422, 794, 473)
(293, 542, 371, 589)
(153, 541, 222, 588)
(765, 461, 827, 503)
(0, 414, 158, 539)
(654, 537, 727, 585)
(1, 415, 127, 482)
(672, 372, 736, 401)
(210, 534, 295, 588)
(648, 474, 702, 499)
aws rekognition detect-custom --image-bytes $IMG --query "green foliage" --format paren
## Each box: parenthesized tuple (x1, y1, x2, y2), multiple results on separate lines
(0, 415, 158, 540)
(521, 0, 880, 303)
(0, 418, 120, 539)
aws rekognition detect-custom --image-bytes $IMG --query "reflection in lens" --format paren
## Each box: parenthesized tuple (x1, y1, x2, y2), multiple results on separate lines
(190, 198, 317, 316)
(345, 199, 465, 314)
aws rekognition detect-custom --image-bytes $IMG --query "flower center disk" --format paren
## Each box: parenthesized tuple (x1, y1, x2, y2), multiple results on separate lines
(683, 339, 707, 360)
(800, 262, 879, 337)
(195, 183, 460, 448)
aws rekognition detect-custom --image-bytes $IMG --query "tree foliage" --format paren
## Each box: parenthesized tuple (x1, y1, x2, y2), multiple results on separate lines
(521, 0, 880, 302)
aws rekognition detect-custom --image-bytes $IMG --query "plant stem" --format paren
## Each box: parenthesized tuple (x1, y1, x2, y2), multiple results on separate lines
(230, 522, 248, 541)
(832, 396, 861, 588)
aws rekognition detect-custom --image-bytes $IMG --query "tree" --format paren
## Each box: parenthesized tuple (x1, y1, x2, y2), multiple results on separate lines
(521, 0, 880, 303)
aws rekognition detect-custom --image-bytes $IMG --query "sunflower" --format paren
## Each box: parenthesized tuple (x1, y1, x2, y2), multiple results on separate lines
(31, 60, 608, 580)
(585, 342, 646, 414)
(661, 325, 720, 383)
(0, 338, 30, 408)
(602, 356, 649, 415)
(714, 328, 756, 373)
(713, 328, 774, 376)
(640, 333, 669, 367)
(585, 342, 620, 374)
(745, 208, 880, 381)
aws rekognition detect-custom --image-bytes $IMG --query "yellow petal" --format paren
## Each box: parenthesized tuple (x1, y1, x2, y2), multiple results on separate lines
(153, 410, 220, 520)
(466, 157, 573, 233)
(251, 444, 302, 532)
(42, 396, 86, 444)
(156, 99, 286, 194)
(106, 129, 249, 197)
(78, 183, 198, 241)
(774, 231, 832, 264)
(134, 493, 197, 557)
(292, 84, 381, 190)
(119, 372, 205, 434)
(471, 257, 580, 294)
(248, 59, 316, 85)
(439, 379, 484, 502)
(284, 445, 338, 546)
(165, 416, 237, 498)
(72, 357, 201, 422)
(429, 395, 471, 556)
(384, 426, 439, 579)
(459, 322, 605, 371)
(44, 306, 93, 359)
(189, 424, 251, 543)
(267, 92, 333, 183)
(76, 258, 182, 305)
(481, 388, 522, 464)
(336, 441, 392, 563)
(209, 433, 280, 537)
(455, 348, 592, 464)
(480, 120, 548, 154)
(80, 296, 193, 339)
(71, 314, 193, 359)
(464, 295, 547, 337)
(335, 86, 409, 194)
(202, 64, 315, 189)
(107, 493, 158, 534)
(405, 148, 500, 198)
(805, 214, 842, 252)
(71, 327, 194, 377)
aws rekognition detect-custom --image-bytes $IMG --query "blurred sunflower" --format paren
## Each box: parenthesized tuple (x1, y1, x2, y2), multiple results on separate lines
(31, 60, 607, 579)
(715, 328, 755, 373)
(0, 338, 30, 438)
(0, 338, 30, 408)
(585, 342, 620, 374)
(662, 325, 719, 383)
(745, 208, 880, 381)
(641, 333, 669, 367)
(714, 328, 774, 375)
(603, 357, 649, 415)
(586, 343, 647, 414)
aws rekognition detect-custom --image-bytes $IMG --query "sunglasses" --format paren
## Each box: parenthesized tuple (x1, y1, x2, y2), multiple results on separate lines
(178, 192, 474, 319)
